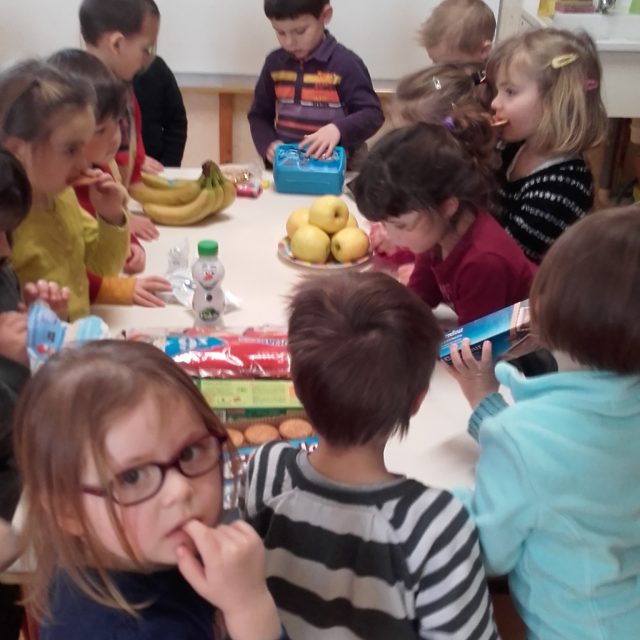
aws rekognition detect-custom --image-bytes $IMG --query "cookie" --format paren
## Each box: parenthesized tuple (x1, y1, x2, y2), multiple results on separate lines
(244, 423, 281, 445)
(225, 428, 244, 448)
(278, 418, 313, 440)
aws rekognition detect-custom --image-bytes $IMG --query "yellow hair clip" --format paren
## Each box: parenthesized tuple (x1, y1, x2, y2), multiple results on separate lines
(550, 53, 579, 69)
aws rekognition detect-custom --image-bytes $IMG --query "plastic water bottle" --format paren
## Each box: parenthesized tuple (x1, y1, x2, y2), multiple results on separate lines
(192, 239, 225, 326)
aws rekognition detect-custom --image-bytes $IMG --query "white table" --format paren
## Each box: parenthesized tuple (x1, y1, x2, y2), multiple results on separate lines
(96, 168, 480, 491)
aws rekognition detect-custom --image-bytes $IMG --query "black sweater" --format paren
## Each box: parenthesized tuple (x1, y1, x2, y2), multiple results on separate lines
(133, 56, 188, 167)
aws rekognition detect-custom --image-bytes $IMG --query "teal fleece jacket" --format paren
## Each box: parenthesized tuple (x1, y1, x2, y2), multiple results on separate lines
(455, 362, 640, 640)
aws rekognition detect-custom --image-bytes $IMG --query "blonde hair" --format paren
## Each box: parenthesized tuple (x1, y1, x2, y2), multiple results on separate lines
(487, 28, 608, 155)
(419, 0, 496, 56)
(391, 63, 493, 127)
(13, 340, 231, 621)
(0, 60, 95, 146)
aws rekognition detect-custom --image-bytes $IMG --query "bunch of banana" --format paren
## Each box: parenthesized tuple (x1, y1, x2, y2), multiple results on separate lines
(131, 161, 236, 226)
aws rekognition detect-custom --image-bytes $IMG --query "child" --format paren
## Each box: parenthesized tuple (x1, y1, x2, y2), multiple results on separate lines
(419, 0, 496, 64)
(133, 55, 188, 167)
(487, 27, 608, 263)
(48, 49, 171, 308)
(353, 117, 536, 325)
(79, 0, 161, 240)
(0, 148, 69, 640)
(13, 340, 288, 640)
(241, 271, 498, 639)
(248, 0, 384, 166)
(448, 205, 640, 639)
(0, 61, 130, 321)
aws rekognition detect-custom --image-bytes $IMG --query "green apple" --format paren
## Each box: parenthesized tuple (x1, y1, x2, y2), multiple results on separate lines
(290, 224, 331, 263)
(331, 228, 370, 263)
(286, 207, 310, 239)
(346, 214, 358, 229)
(308, 195, 349, 234)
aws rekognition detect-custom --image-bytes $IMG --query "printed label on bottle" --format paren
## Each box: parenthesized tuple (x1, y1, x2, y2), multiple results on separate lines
(199, 308, 220, 323)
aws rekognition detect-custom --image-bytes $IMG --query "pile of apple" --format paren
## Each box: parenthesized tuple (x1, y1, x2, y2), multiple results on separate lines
(286, 195, 370, 264)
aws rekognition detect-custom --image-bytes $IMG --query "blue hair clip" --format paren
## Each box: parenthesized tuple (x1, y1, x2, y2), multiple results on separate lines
(443, 116, 455, 130)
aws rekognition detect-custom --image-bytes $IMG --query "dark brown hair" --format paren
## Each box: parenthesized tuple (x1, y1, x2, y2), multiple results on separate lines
(530, 205, 640, 374)
(353, 112, 499, 223)
(264, 0, 330, 19)
(79, 0, 160, 45)
(14, 340, 229, 620)
(288, 271, 443, 446)
(48, 49, 128, 124)
(0, 148, 31, 233)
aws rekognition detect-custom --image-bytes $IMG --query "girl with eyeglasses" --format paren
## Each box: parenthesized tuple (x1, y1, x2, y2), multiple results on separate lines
(13, 340, 288, 640)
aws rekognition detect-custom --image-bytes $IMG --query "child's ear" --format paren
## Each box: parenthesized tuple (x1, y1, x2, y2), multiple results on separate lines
(106, 31, 126, 55)
(410, 387, 429, 416)
(321, 4, 333, 26)
(479, 40, 493, 62)
(438, 196, 459, 221)
(3, 136, 27, 163)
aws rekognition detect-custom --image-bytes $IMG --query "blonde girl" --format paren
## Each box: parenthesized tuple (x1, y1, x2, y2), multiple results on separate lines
(487, 27, 608, 264)
(0, 60, 130, 320)
(14, 340, 287, 640)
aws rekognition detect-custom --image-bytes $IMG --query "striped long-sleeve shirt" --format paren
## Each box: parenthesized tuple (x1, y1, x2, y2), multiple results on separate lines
(499, 144, 594, 264)
(248, 32, 384, 162)
(241, 442, 498, 640)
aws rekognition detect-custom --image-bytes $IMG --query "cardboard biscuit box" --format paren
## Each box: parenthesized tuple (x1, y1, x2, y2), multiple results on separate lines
(439, 300, 532, 363)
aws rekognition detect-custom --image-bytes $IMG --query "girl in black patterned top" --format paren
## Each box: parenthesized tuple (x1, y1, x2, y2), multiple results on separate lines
(488, 28, 608, 264)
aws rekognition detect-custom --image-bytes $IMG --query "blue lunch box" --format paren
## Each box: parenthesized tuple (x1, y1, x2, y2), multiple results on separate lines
(273, 144, 346, 195)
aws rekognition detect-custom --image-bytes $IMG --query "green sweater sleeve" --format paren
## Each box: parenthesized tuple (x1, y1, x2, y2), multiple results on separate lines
(83, 208, 130, 277)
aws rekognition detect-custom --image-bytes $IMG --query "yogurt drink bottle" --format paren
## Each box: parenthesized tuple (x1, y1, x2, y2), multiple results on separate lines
(192, 239, 225, 326)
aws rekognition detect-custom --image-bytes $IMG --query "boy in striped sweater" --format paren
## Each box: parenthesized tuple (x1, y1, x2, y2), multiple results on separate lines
(241, 271, 498, 640)
(248, 0, 384, 167)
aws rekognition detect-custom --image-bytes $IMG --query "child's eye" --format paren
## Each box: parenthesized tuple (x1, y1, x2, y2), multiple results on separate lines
(179, 443, 204, 464)
(116, 466, 151, 487)
(295, 28, 307, 35)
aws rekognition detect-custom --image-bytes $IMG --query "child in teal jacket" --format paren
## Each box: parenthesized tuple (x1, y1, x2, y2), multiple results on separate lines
(448, 205, 640, 640)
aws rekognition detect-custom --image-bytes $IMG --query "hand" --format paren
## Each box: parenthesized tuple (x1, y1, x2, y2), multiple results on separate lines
(22, 280, 70, 320)
(0, 311, 28, 366)
(300, 123, 341, 159)
(142, 155, 165, 174)
(177, 520, 282, 640)
(89, 173, 128, 225)
(124, 244, 146, 274)
(128, 214, 159, 241)
(266, 140, 283, 164)
(132, 276, 172, 307)
(370, 222, 399, 257)
(446, 339, 499, 409)
(0, 518, 20, 571)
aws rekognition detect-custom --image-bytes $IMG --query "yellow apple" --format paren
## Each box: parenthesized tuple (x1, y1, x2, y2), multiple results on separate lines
(286, 207, 310, 239)
(290, 224, 331, 263)
(346, 214, 358, 229)
(331, 228, 370, 263)
(308, 195, 349, 234)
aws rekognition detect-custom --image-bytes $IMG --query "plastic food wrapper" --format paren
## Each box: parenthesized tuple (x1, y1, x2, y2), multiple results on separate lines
(27, 301, 110, 371)
(222, 161, 264, 198)
(162, 237, 241, 315)
(125, 326, 291, 379)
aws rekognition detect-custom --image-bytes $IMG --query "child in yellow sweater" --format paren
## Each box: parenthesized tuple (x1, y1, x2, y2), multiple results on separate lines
(1, 60, 130, 320)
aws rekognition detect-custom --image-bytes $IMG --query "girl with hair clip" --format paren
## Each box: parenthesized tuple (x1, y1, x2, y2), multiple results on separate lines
(487, 27, 608, 264)
(353, 110, 536, 326)
(370, 63, 493, 265)
(0, 60, 130, 321)
(13, 340, 288, 640)
(448, 205, 640, 639)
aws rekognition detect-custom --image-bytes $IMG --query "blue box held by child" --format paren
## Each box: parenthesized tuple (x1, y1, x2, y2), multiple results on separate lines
(273, 144, 346, 195)
(440, 300, 531, 363)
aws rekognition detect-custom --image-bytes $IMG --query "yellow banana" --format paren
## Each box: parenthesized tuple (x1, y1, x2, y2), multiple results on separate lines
(130, 180, 202, 206)
(143, 186, 217, 226)
(141, 172, 193, 190)
(220, 176, 236, 210)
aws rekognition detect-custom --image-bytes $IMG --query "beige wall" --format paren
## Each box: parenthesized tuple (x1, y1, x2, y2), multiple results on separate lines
(180, 88, 395, 168)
